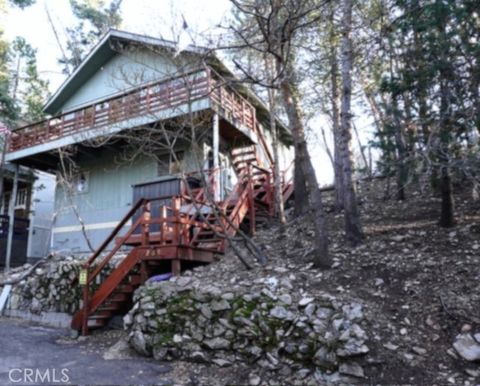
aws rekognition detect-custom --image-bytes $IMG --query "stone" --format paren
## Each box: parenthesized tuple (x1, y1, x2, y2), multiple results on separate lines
(210, 299, 231, 312)
(200, 305, 213, 319)
(221, 292, 235, 300)
(212, 325, 226, 337)
(270, 306, 288, 319)
(261, 288, 277, 300)
(403, 353, 414, 361)
(337, 341, 369, 357)
(304, 303, 316, 317)
(191, 351, 210, 363)
(153, 347, 168, 360)
(400, 328, 408, 336)
(299, 297, 314, 306)
(176, 276, 192, 287)
(412, 346, 427, 355)
(343, 303, 363, 321)
(123, 313, 133, 327)
(313, 347, 337, 368)
(384, 342, 399, 351)
(266, 352, 280, 366)
(249, 375, 261, 386)
(461, 324, 472, 333)
(339, 363, 364, 378)
(465, 368, 480, 377)
(474, 333, 480, 344)
(130, 330, 150, 356)
(246, 345, 263, 358)
(453, 334, 480, 361)
(203, 337, 230, 350)
(212, 358, 232, 367)
(278, 294, 292, 305)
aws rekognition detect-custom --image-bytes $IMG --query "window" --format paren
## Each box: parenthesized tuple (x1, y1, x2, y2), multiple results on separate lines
(15, 188, 28, 208)
(1, 193, 9, 214)
(0, 188, 28, 214)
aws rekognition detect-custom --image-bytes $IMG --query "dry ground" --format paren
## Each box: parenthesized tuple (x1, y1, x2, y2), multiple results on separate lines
(253, 178, 480, 385)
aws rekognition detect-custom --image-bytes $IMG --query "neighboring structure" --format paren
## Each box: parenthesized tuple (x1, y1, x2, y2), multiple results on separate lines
(0, 164, 55, 266)
(5, 29, 294, 334)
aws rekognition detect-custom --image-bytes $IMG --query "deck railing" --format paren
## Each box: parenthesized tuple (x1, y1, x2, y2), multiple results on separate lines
(8, 67, 258, 153)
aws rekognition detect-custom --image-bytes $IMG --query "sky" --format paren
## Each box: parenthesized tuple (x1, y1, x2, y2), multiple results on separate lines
(2, 0, 375, 185)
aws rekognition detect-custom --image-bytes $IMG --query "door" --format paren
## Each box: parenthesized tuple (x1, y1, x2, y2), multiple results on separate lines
(132, 178, 182, 234)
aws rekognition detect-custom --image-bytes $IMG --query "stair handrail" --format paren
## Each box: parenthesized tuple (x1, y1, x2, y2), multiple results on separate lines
(84, 198, 146, 268)
(87, 215, 146, 283)
(253, 121, 275, 168)
(282, 160, 294, 184)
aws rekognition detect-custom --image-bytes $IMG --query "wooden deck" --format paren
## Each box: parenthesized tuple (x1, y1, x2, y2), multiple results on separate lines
(8, 67, 257, 153)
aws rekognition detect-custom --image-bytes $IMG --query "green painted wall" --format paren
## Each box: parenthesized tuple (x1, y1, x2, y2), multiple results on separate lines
(59, 48, 197, 112)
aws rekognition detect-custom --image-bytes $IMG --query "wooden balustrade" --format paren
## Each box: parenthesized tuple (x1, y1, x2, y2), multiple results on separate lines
(9, 67, 258, 153)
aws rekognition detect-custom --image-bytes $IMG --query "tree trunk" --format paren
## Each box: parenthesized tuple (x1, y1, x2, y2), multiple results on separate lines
(436, 9, 455, 228)
(329, 5, 344, 211)
(267, 83, 286, 224)
(391, 93, 408, 200)
(280, 65, 331, 268)
(339, 0, 364, 246)
(439, 164, 455, 227)
(293, 145, 309, 215)
(438, 79, 455, 227)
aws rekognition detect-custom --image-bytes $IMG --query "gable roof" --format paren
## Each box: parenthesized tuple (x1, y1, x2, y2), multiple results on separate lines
(44, 29, 291, 142)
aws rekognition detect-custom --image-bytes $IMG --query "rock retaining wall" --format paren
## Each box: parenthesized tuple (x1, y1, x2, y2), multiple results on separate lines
(2, 255, 119, 315)
(125, 274, 369, 379)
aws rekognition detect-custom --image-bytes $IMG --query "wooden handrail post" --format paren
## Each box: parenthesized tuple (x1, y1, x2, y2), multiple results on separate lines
(160, 205, 167, 245)
(206, 67, 212, 94)
(247, 164, 256, 235)
(141, 201, 151, 246)
(173, 197, 180, 245)
(81, 269, 89, 336)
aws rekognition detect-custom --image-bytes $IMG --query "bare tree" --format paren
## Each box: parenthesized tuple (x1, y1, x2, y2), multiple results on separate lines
(338, 0, 364, 246)
(228, 0, 331, 268)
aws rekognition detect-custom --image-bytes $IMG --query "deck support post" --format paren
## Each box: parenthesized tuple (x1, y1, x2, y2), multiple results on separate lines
(171, 259, 181, 276)
(5, 163, 19, 271)
(213, 112, 220, 202)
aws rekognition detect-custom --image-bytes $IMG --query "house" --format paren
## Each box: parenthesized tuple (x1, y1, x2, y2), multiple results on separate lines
(5, 29, 294, 334)
(0, 162, 54, 266)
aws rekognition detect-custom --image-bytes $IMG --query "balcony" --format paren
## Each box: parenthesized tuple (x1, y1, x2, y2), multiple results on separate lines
(7, 67, 258, 161)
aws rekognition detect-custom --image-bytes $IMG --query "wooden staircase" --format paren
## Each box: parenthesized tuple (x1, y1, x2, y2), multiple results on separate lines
(71, 144, 293, 335)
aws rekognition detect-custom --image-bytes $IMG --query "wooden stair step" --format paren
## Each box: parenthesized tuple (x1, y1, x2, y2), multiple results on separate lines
(98, 304, 123, 312)
(116, 284, 135, 293)
(128, 275, 142, 285)
(109, 293, 129, 302)
(87, 319, 106, 328)
(233, 157, 256, 165)
(89, 310, 114, 319)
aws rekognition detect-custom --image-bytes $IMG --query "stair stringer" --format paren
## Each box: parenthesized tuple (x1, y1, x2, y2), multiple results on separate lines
(71, 247, 145, 330)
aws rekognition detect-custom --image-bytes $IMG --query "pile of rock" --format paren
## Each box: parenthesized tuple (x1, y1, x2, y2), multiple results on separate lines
(125, 273, 369, 381)
(3, 255, 121, 315)
(5, 257, 84, 314)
